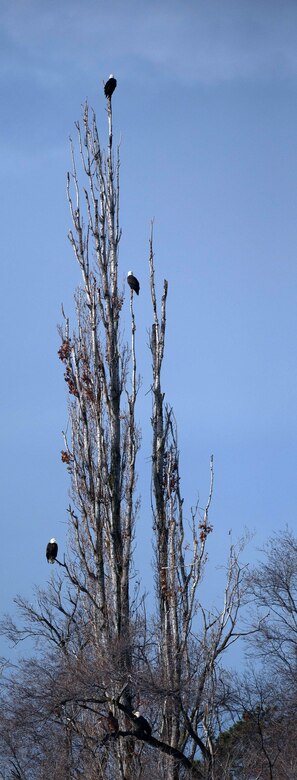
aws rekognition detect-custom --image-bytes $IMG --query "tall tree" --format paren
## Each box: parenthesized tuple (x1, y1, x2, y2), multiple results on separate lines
(0, 81, 252, 780)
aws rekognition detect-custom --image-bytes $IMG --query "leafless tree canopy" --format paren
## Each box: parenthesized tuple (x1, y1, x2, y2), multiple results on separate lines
(0, 86, 296, 780)
(247, 528, 297, 681)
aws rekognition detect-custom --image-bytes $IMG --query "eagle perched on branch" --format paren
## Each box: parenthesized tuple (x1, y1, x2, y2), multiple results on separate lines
(46, 538, 58, 564)
(133, 711, 152, 736)
(104, 75, 117, 98)
(127, 271, 140, 295)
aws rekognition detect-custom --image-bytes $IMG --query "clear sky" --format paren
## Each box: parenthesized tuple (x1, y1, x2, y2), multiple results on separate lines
(1, 0, 297, 656)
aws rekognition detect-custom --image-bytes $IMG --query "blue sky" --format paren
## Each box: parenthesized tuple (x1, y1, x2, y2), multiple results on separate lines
(1, 0, 297, 655)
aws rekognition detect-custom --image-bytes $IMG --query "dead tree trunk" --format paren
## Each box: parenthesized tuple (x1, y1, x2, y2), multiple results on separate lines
(61, 91, 139, 778)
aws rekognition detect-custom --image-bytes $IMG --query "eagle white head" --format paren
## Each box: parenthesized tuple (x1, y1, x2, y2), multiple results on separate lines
(133, 711, 140, 717)
(109, 73, 114, 79)
(127, 271, 133, 277)
(50, 538, 57, 544)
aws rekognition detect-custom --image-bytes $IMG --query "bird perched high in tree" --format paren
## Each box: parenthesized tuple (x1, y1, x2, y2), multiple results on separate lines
(46, 538, 58, 564)
(104, 74, 117, 98)
(127, 271, 140, 295)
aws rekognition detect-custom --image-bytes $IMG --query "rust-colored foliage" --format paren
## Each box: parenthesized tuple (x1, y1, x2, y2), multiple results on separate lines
(61, 450, 72, 464)
(64, 365, 79, 397)
(82, 370, 94, 402)
(58, 339, 71, 362)
(199, 519, 213, 543)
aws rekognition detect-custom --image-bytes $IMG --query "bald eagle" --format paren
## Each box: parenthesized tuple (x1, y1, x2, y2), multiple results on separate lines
(133, 711, 152, 736)
(127, 272, 140, 295)
(104, 75, 117, 98)
(46, 538, 58, 564)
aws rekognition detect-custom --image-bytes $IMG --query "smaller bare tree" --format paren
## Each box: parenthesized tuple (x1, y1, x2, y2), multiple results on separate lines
(248, 528, 297, 682)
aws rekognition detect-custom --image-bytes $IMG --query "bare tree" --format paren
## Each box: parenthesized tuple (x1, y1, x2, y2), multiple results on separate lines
(213, 669, 297, 780)
(247, 528, 297, 681)
(147, 230, 256, 779)
(0, 82, 254, 780)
